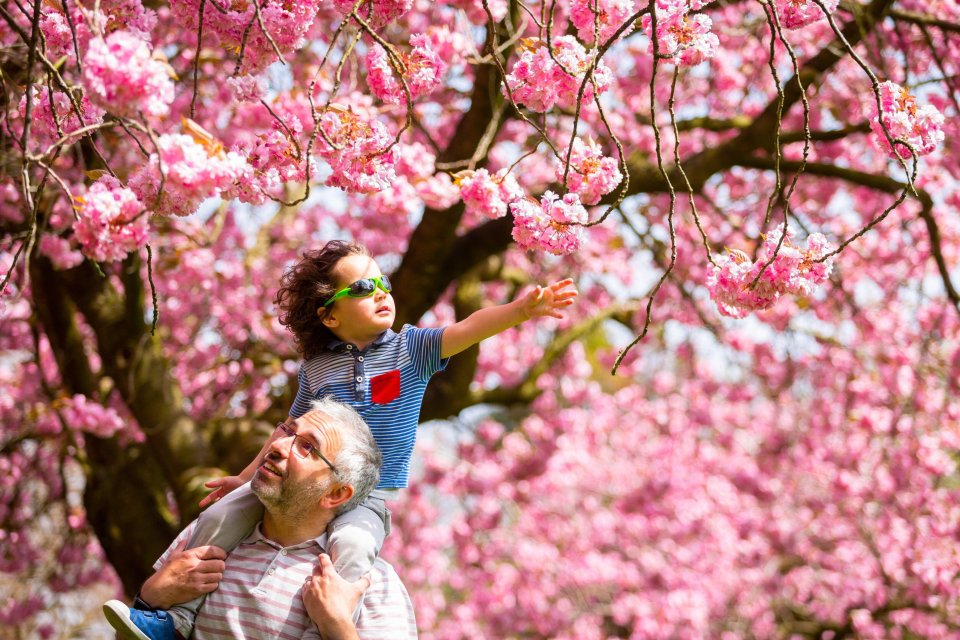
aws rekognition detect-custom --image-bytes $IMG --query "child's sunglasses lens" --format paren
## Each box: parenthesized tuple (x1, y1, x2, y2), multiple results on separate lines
(348, 275, 391, 297)
(349, 279, 376, 296)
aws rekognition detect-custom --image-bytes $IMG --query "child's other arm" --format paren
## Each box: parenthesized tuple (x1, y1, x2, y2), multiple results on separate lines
(198, 419, 291, 508)
(440, 278, 578, 359)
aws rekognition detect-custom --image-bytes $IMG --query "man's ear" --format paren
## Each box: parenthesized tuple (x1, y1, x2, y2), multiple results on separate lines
(320, 484, 354, 511)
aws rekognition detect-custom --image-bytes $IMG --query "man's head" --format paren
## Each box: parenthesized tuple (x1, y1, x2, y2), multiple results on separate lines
(251, 398, 381, 528)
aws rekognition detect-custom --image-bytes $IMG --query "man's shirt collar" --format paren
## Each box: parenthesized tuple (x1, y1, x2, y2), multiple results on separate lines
(240, 522, 329, 552)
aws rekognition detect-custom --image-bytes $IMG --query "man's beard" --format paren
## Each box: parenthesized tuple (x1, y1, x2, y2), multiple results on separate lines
(251, 461, 333, 524)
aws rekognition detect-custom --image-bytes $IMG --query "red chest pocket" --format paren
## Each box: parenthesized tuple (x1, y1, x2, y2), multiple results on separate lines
(371, 369, 401, 404)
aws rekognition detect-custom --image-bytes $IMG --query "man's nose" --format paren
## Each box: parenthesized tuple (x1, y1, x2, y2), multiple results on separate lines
(267, 435, 292, 458)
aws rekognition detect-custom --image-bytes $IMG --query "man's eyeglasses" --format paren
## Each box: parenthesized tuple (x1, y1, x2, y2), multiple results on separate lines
(275, 422, 338, 474)
(323, 274, 392, 307)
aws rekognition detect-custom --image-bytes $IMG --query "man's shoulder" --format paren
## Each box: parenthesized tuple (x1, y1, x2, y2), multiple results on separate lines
(356, 559, 418, 639)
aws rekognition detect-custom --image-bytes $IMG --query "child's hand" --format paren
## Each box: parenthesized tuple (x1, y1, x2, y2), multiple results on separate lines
(198, 475, 245, 508)
(522, 278, 578, 320)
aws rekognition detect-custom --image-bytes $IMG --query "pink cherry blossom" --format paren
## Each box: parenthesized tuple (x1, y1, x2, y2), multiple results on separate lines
(642, 2, 719, 67)
(169, 0, 325, 74)
(73, 176, 149, 262)
(128, 134, 248, 216)
(82, 30, 174, 119)
(555, 137, 623, 205)
(569, 0, 637, 45)
(707, 227, 835, 318)
(37, 235, 84, 271)
(510, 191, 589, 255)
(505, 35, 613, 112)
(333, 0, 413, 28)
(457, 168, 524, 220)
(366, 35, 444, 104)
(317, 107, 397, 194)
(442, 0, 507, 24)
(5, 1, 960, 637)
(870, 81, 945, 160)
(773, 0, 840, 29)
(15, 87, 105, 147)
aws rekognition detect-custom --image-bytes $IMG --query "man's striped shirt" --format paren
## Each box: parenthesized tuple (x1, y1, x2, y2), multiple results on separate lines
(155, 523, 418, 639)
(289, 325, 448, 489)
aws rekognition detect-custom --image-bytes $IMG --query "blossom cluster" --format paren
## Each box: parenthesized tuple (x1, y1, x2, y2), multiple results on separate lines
(333, 0, 413, 28)
(510, 191, 589, 255)
(366, 35, 444, 104)
(707, 227, 835, 318)
(870, 81, 945, 160)
(505, 35, 613, 112)
(129, 133, 247, 216)
(317, 107, 397, 194)
(443, 0, 507, 24)
(16, 88, 104, 148)
(773, 0, 840, 29)
(82, 30, 174, 119)
(569, 0, 637, 45)
(38, 235, 84, 271)
(456, 168, 523, 220)
(555, 137, 623, 205)
(39, 395, 127, 439)
(39, 0, 157, 59)
(642, 1, 719, 67)
(169, 0, 324, 74)
(73, 176, 149, 262)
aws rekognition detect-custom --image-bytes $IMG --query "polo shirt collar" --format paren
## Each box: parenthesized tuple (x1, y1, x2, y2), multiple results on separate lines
(240, 522, 330, 552)
(324, 328, 398, 353)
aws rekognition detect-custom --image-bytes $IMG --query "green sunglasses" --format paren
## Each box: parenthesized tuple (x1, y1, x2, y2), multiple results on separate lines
(323, 274, 392, 307)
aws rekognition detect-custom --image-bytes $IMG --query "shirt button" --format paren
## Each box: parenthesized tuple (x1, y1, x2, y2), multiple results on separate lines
(356, 376, 363, 382)
(358, 356, 364, 362)
(280, 549, 287, 556)
(346, 345, 353, 350)
(268, 568, 275, 574)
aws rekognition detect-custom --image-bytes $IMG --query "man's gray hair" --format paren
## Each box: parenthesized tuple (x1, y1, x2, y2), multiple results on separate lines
(309, 397, 381, 515)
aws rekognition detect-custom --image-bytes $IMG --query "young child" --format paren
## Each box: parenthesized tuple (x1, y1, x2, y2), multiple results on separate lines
(105, 240, 576, 639)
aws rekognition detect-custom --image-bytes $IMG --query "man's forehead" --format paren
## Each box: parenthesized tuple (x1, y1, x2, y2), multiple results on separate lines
(295, 411, 343, 450)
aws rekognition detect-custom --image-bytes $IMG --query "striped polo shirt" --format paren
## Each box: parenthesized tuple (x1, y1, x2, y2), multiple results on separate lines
(155, 523, 418, 639)
(289, 325, 448, 489)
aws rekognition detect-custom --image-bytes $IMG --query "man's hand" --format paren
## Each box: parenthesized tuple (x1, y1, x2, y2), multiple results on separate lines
(521, 278, 578, 319)
(198, 475, 245, 508)
(302, 553, 370, 640)
(140, 540, 227, 609)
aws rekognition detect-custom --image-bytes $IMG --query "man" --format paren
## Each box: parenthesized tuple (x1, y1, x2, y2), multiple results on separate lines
(104, 398, 417, 639)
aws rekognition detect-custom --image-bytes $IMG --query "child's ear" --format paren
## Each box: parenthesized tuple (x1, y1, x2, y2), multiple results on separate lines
(319, 306, 340, 329)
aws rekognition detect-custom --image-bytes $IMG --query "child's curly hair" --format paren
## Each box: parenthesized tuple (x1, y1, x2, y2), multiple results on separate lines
(275, 240, 369, 360)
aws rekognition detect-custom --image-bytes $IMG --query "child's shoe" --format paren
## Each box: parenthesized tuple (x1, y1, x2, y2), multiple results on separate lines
(103, 600, 182, 640)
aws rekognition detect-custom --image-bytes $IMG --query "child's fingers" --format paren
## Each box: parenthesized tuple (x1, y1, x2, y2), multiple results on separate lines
(204, 478, 224, 488)
(198, 492, 219, 508)
(315, 552, 334, 575)
(357, 573, 373, 591)
(194, 545, 229, 561)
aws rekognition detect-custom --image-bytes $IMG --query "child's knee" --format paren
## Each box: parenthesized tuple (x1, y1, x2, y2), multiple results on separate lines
(327, 526, 379, 582)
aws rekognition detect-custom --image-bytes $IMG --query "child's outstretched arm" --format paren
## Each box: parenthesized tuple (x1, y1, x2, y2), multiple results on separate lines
(440, 278, 578, 359)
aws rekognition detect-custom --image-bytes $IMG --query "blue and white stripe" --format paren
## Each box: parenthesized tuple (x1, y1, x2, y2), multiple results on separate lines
(290, 325, 448, 489)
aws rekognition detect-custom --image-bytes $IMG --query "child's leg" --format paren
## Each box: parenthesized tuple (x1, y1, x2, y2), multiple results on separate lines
(326, 495, 390, 582)
(167, 482, 264, 636)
